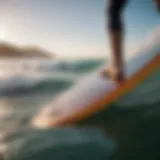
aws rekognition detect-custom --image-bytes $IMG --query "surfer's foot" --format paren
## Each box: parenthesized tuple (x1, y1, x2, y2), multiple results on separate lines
(101, 67, 125, 84)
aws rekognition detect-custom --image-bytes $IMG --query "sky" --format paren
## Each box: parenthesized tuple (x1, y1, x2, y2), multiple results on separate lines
(0, 0, 159, 59)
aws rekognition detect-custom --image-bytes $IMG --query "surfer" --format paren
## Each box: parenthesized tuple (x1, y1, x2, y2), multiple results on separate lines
(102, 0, 160, 84)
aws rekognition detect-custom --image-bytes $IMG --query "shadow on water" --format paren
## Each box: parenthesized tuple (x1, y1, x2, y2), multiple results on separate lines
(78, 101, 160, 160)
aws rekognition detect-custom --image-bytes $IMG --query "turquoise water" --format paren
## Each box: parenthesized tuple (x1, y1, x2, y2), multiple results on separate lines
(0, 57, 159, 160)
(0, 59, 117, 160)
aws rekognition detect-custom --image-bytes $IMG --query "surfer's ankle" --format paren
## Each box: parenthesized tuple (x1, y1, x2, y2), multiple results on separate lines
(116, 70, 125, 84)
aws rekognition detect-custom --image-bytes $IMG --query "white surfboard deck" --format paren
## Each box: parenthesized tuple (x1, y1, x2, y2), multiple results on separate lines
(31, 27, 160, 128)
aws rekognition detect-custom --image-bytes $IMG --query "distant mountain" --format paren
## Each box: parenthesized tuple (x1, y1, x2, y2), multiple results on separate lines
(0, 43, 54, 58)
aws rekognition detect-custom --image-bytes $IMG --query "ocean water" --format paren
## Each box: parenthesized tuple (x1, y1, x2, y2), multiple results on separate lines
(0, 58, 118, 160)
(0, 28, 160, 160)
(0, 57, 159, 160)
(0, 58, 105, 131)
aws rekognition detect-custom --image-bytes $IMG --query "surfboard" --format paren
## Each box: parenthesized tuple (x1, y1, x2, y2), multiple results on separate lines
(31, 28, 160, 129)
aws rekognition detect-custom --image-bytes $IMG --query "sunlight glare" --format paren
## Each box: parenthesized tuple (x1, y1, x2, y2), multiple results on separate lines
(0, 29, 7, 41)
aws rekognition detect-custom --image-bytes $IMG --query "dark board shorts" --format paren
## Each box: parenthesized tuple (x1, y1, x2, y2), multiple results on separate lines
(106, 0, 128, 31)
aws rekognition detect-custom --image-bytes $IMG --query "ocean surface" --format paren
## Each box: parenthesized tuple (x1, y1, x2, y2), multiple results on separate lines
(0, 56, 159, 160)
(0, 58, 117, 160)
(0, 28, 160, 160)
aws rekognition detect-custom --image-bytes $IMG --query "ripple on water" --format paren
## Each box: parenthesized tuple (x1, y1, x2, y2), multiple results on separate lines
(0, 128, 117, 160)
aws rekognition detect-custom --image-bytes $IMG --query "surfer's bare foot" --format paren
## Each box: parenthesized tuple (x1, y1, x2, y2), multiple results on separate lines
(101, 67, 125, 84)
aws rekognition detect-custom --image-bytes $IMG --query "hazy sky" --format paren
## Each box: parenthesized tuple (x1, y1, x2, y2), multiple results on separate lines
(0, 0, 159, 59)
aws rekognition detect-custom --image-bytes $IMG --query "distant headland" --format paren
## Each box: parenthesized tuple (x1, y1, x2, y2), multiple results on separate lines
(0, 42, 54, 58)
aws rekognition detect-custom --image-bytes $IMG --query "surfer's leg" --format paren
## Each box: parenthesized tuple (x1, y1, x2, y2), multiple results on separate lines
(153, 0, 160, 12)
(105, 0, 128, 83)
